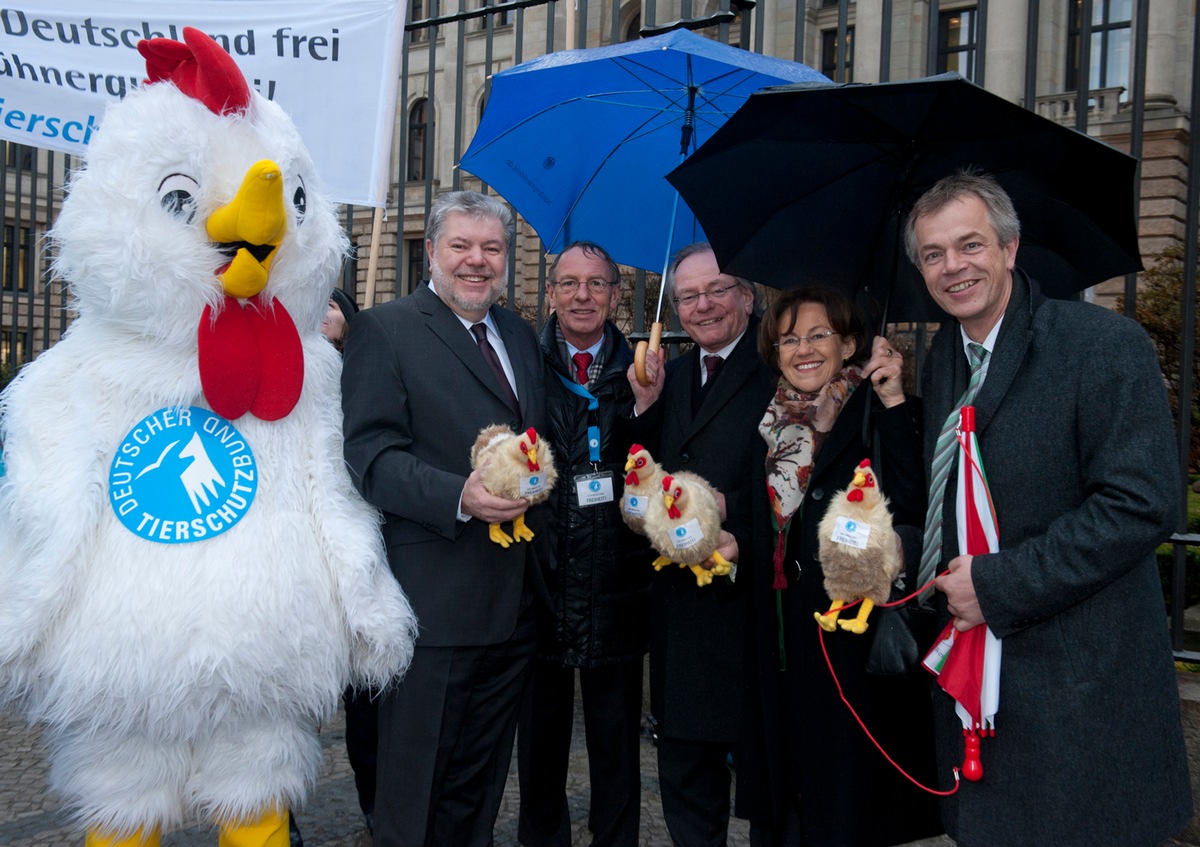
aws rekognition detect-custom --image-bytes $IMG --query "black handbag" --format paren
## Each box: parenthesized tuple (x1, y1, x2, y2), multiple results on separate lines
(866, 599, 936, 677)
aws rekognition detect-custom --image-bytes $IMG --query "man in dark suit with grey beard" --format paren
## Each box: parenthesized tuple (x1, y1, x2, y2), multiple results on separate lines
(342, 190, 548, 847)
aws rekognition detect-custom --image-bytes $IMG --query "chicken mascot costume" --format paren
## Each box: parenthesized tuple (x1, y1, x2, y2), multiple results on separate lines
(0, 28, 417, 847)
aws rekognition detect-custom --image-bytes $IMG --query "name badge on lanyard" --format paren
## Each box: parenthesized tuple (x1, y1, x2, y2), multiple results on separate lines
(555, 369, 614, 508)
(576, 471, 614, 506)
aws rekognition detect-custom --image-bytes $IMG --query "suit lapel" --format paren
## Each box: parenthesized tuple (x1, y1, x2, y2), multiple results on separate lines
(686, 328, 756, 439)
(973, 270, 1035, 435)
(416, 285, 515, 411)
(494, 306, 532, 423)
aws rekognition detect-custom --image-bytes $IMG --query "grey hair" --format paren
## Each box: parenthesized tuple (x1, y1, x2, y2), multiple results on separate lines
(426, 190, 515, 251)
(548, 240, 620, 287)
(664, 242, 754, 301)
(903, 169, 1021, 266)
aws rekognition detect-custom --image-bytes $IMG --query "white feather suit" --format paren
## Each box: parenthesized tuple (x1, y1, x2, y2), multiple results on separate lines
(0, 36, 416, 837)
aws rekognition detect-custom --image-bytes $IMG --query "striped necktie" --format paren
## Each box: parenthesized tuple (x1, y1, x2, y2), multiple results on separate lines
(918, 342, 988, 601)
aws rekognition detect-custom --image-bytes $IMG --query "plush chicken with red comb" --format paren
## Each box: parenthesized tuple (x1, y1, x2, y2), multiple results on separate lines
(0, 28, 415, 847)
(814, 458, 902, 634)
(471, 424, 557, 547)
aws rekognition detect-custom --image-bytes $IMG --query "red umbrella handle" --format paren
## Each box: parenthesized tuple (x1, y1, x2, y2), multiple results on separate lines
(962, 729, 984, 782)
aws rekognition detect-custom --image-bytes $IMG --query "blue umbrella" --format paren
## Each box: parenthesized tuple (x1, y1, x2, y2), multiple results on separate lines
(459, 30, 827, 278)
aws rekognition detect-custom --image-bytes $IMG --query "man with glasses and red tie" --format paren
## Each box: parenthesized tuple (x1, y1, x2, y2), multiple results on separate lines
(341, 190, 548, 847)
(625, 242, 775, 847)
(517, 241, 651, 847)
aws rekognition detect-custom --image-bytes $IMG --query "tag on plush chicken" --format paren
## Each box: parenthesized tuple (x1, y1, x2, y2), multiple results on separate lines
(828, 515, 872, 550)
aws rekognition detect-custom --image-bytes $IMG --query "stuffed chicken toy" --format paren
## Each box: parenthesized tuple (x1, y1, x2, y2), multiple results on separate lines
(815, 459, 902, 634)
(471, 424, 557, 547)
(0, 28, 416, 847)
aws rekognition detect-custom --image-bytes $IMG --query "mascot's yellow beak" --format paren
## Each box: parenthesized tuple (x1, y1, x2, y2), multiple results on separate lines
(852, 470, 867, 488)
(206, 159, 287, 299)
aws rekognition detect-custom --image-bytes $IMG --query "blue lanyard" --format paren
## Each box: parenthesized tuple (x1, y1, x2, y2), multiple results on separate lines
(555, 371, 602, 464)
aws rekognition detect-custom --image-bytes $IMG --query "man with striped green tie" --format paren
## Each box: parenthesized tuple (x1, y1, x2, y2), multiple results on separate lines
(907, 169, 1191, 847)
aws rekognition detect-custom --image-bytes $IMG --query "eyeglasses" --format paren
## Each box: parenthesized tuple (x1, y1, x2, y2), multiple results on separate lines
(552, 278, 617, 293)
(774, 331, 839, 350)
(673, 282, 741, 310)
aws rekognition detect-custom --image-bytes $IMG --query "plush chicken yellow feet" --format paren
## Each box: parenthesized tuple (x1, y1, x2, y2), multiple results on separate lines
(489, 522, 516, 548)
(815, 598, 877, 633)
(815, 599, 846, 632)
(86, 827, 160, 847)
(511, 514, 535, 544)
(837, 598, 876, 634)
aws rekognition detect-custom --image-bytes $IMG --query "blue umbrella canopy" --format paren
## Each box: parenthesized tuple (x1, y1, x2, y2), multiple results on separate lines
(459, 30, 827, 275)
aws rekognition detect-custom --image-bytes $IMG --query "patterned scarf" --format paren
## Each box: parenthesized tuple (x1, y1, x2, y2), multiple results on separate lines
(758, 365, 863, 589)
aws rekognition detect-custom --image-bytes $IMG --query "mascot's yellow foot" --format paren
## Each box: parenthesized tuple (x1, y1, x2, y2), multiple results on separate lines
(511, 514, 535, 543)
(690, 564, 714, 587)
(651, 555, 673, 571)
(489, 522, 515, 548)
(837, 598, 875, 635)
(85, 827, 160, 847)
(218, 808, 289, 847)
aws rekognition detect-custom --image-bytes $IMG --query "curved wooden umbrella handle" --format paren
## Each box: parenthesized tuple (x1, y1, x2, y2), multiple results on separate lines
(634, 322, 663, 386)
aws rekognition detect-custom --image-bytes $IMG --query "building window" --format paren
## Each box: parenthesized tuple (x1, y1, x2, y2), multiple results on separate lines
(623, 11, 641, 42)
(1, 329, 31, 365)
(407, 98, 430, 182)
(407, 238, 426, 292)
(821, 27, 854, 82)
(3, 224, 32, 293)
(937, 7, 978, 81)
(1067, 0, 1132, 99)
(3, 142, 33, 170)
(479, 0, 512, 29)
(410, 0, 429, 43)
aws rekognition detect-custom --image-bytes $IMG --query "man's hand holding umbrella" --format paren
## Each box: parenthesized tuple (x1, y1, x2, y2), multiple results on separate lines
(937, 555, 985, 631)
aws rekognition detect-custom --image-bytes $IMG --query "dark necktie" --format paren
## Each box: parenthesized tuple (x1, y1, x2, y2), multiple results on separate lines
(917, 342, 989, 600)
(471, 323, 520, 416)
(702, 354, 723, 384)
(571, 351, 593, 386)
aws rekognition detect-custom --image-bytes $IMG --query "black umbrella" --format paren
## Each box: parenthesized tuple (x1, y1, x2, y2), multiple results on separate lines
(666, 73, 1144, 322)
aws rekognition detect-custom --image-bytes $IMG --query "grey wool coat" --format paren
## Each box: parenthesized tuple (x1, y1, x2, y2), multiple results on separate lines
(922, 270, 1191, 846)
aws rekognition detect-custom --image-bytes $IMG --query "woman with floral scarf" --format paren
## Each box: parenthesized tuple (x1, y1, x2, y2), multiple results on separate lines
(745, 286, 942, 847)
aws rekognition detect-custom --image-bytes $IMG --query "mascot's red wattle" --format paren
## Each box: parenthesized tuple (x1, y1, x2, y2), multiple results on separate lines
(0, 27, 416, 847)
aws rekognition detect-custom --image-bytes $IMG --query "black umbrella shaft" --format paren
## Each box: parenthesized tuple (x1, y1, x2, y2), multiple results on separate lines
(679, 84, 697, 156)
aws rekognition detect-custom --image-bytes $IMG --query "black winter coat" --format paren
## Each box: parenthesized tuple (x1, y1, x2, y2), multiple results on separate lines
(536, 317, 650, 667)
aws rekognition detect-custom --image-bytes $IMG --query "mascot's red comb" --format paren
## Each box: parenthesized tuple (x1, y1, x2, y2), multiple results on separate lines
(138, 26, 251, 116)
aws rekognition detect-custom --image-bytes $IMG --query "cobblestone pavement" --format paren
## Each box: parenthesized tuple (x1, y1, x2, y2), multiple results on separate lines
(1, 703, 954, 847)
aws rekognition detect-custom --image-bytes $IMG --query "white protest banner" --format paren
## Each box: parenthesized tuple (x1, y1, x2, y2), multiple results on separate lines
(0, 1, 404, 206)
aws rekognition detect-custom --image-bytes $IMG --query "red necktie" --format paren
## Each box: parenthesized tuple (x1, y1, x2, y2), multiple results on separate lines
(471, 323, 520, 416)
(703, 354, 723, 384)
(572, 351, 593, 386)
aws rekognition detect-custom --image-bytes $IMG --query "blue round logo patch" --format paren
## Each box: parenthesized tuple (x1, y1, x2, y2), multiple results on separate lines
(675, 527, 687, 538)
(109, 406, 257, 544)
(588, 480, 601, 492)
